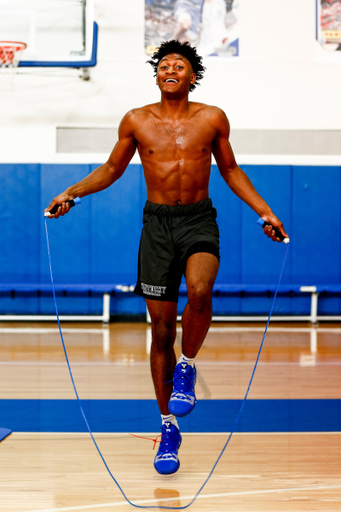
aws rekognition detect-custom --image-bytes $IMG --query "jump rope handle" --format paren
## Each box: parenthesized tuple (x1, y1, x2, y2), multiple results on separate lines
(256, 218, 290, 244)
(44, 197, 81, 217)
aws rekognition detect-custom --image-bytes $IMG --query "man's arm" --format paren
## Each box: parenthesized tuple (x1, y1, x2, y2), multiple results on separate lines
(45, 111, 138, 218)
(212, 109, 289, 242)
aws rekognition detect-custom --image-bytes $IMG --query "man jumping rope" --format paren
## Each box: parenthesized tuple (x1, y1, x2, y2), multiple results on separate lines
(45, 40, 288, 476)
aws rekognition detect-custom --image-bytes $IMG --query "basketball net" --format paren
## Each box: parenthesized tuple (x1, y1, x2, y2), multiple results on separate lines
(0, 41, 27, 91)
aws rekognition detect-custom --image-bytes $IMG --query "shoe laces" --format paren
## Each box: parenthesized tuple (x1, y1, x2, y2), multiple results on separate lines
(173, 365, 195, 394)
(158, 425, 180, 454)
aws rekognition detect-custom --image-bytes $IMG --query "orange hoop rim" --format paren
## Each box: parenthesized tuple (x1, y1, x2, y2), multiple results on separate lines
(0, 41, 27, 52)
(0, 41, 27, 66)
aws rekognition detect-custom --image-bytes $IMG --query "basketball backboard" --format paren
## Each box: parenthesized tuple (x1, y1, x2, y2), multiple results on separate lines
(0, 0, 97, 69)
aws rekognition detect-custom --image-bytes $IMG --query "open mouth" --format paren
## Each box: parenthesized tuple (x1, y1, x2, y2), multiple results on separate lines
(164, 79, 178, 83)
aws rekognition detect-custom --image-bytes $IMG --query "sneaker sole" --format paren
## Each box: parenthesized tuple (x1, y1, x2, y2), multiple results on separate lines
(168, 400, 196, 417)
(154, 460, 180, 475)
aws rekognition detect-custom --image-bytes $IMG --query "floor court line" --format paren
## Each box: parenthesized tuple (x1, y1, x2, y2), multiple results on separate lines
(0, 328, 107, 334)
(22, 484, 341, 512)
(1, 361, 340, 366)
(185, 327, 341, 333)
(10, 432, 341, 436)
(1, 327, 341, 334)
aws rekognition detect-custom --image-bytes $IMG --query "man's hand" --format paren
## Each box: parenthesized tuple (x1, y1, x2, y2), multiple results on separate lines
(44, 193, 73, 219)
(261, 214, 289, 243)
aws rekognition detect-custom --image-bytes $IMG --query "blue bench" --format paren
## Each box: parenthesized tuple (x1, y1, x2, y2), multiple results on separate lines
(0, 284, 135, 323)
(175, 284, 334, 324)
(0, 283, 339, 323)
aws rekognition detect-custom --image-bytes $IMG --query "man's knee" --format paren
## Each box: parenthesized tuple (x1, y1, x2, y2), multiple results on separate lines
(187, 281, 213, 312)
(151, 316, 176, 351)
(147, 299, 177, 350)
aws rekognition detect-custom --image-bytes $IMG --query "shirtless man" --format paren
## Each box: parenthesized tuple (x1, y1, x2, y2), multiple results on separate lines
(45, 40, 288, 476)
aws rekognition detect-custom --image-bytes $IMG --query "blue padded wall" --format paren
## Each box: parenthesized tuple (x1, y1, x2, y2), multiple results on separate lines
(1, 163, 340, 316)
(40, 164, 92, 314)
(240, 165, 292, 314)
(89, 163, 145, 314)
(292, 165, 341, 313)
(0, 164, 41, 313)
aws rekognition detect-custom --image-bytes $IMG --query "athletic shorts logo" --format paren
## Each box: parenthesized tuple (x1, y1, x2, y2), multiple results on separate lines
(141, 282, 167, 297)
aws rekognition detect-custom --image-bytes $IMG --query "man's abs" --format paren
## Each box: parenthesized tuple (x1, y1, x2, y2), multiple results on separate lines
(141, 159, 213, 206)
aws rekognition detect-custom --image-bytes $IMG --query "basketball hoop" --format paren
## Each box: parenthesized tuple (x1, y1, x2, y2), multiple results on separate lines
(0, 41, 27, 90)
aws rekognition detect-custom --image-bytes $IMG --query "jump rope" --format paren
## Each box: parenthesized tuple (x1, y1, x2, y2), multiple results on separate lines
(44, 199, 289, 510)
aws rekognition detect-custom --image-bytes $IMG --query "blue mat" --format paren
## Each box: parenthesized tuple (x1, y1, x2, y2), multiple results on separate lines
(0, 427, 12, 441)
(0, 399, 340, 433)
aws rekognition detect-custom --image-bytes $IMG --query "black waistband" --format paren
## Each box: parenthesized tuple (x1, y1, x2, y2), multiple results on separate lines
(143, 198, 213, 217)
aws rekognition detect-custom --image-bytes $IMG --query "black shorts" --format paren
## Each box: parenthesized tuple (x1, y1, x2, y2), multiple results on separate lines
(134, 198, 220, 303)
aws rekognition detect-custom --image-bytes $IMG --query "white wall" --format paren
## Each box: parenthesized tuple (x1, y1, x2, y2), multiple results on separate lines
(1, 0, 341, 164)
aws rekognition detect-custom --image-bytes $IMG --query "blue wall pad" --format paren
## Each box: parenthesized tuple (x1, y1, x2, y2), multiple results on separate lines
(0, 427, 12, 442)
(1, 163, 341, 315)
(0, 399, 340, 433)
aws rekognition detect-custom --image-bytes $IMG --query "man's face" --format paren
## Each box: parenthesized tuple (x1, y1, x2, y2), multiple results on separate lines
(156, 53, 196, 94)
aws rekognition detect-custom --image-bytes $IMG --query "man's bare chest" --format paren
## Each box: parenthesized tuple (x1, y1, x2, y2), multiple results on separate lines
(136, 119, 215, 151)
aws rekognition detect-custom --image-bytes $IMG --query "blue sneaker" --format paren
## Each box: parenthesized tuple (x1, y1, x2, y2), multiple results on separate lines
(154, 422, 182, 475)
(168, 362, 197, 417)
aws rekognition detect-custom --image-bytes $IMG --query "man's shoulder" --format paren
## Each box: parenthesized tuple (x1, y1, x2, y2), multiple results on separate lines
(191, 102, 227, 121)
(119, 104, 158, 135)
(125, 103, 158, 118)
(190, 103, 230, 138)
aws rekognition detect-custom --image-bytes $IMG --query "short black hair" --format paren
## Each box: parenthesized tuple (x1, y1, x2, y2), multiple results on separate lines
(147, 40, 205, 92)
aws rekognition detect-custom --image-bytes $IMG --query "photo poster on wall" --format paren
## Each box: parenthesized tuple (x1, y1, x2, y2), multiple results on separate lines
(316, 0, 341, 62)
(144, 0, 240, 59)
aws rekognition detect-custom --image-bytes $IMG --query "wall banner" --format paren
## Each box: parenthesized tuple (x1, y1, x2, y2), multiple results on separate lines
(145, 0, 240, 59)
(316, 0, 341, 62)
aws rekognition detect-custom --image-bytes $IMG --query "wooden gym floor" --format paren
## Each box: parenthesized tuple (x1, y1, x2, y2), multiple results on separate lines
(0, 321, 340, 512)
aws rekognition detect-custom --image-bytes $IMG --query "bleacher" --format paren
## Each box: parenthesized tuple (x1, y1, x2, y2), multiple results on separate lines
(0, 283, 339, 324)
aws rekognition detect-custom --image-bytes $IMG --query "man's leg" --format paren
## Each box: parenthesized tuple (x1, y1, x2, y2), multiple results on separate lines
(146, 299, 178, 415)
(168, 252, 219, 417)
(147, 299, 182, 475)
(181, 252, 219, 357)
